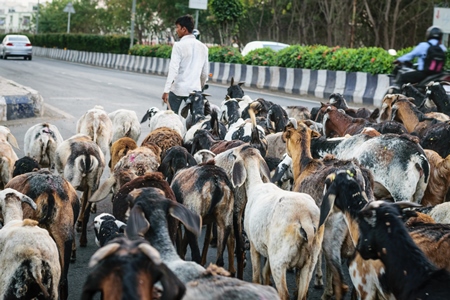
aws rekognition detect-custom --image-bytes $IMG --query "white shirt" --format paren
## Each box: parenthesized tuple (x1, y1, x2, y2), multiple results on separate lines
(164, 34, 209, 97)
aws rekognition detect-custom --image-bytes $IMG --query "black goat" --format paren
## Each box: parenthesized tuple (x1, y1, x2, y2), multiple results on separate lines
(159, 146, 197, 184)
(226, 77, 245, 99)
(426, 81, 450, 116)
(356, 200, 450, 300)
(12, 156, 40, 177)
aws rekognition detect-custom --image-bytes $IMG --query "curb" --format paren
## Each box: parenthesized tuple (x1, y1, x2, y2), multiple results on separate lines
(34, 47, 391, 107)
(0, 77, 44, 122)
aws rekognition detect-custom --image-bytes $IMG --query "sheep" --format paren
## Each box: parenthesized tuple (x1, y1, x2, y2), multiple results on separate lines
(12, 156, 40, 177)
(90, 145, 161, 203)
(171, 161, 235, 274)
(108, 108, 141, 144)
(356, 200, 450, 299)
(140, 107, 186, 136)
(93, 213, 126, 247)
(82, 237, 186, 300)
(55, 133, 105, 248)
(5, 170, 80, 300)
(108, 136, 137, 172)
(0, 189, 61, 300)
(23, 122, 64, 169)
(125, 187, 281, 299)
(159, 146, 197, 184)
(76, 105, 113, 158)
(141, 127, 183, 159)
(226, 144, 324, 300)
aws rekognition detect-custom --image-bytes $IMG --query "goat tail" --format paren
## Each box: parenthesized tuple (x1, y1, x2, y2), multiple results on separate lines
(93, 112, 100, 143)
(123, 121, 132, 137)
(207, 176, 225, 215)
(29, 254, 51, 298)
(298, 216, 318, 248)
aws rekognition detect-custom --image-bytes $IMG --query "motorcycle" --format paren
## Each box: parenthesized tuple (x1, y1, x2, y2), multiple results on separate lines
(385, 49, 450, 95)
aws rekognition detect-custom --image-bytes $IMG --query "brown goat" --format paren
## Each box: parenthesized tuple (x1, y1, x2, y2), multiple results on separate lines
(322, 106, 370, 137)
(5, 170, 80, 300)
(422, 149, 450, 206)
(141, 127, 183, 159)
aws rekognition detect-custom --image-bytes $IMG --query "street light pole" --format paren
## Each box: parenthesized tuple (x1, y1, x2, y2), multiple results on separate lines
(63, 2, 75, 34)
(36, 0, 39, 34)
(67, 11, 71, 33)
(130, 0, 136, 48)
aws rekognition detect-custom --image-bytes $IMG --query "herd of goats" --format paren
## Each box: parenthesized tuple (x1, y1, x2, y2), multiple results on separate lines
(1, 77, 450, 299)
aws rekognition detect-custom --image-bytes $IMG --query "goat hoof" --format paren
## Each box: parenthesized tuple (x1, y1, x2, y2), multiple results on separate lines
(90, 203, 97, 214)
(314, 284, 324, 290)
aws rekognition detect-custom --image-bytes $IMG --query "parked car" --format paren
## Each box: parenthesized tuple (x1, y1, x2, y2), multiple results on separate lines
(241, 41, 289, 56)
(0, 35, 32, 60)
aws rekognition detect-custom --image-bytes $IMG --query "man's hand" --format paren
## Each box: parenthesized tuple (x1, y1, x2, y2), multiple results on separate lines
(393, 60, 400, 65)
(162, 92, 169, 103)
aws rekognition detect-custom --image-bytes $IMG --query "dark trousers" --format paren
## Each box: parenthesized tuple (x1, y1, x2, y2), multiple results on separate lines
(396, 70, 428, 87)
(168, 92, 188, 115)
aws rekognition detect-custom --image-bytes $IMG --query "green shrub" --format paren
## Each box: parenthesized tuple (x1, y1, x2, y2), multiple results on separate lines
(243, 47, 278, 66)
(208, 46, 243, 64)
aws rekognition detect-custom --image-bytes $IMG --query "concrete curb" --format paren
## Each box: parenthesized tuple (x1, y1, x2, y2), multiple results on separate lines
(34, 47, 391, 106)
(0, 77, 44, 122)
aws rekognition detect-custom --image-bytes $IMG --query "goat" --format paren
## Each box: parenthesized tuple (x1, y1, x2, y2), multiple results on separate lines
(109, 136, 137, 172)
(108, 108, 141, 144)
(0, 128, 19, 189)
(266, 104, 289, 133)
(402, 83, 428, 107)
(171, 161, 235, 274)
(227, 144, 324, 300)
(283, 105, 311, 121)
(23, 122, 63, 169)
(159, 146, 197, 184)
(190, 129, 245, 156)
(193, 149, 216, 164)
(141, 107, 186, 136)
(141, 127, 183, 159)
(226, 77, 245, 99)
(425, 81, 450, 116)
(126, 187, 281, 299)
(356, 200, 450, 299)
(76, 105, 113, 158)
(422, 149, 450, 206)
(82, 237, 185, 300)
(55, 133, 104, 248)
(12, 156, 40, 177)
(93, 213, 126, 247)
(0, 189, 61, 300)
(5, 170, 80, 300)
(420, 121, 450, 158)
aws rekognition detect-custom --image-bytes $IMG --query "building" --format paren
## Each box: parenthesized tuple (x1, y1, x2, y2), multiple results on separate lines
(0, 0, 45, 33)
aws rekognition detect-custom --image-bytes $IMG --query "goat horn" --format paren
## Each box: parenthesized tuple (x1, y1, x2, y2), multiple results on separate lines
(88, 243, 121, 268)
(138, 244, 162, 265)
(288, 118, 298, 129)
(394, 202, 422, 210)
(440, 81, 450, 86)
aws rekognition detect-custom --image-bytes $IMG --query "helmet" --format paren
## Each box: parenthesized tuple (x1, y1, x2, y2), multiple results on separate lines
(193, 29, 200, 39)
(426, 26, 443, 40)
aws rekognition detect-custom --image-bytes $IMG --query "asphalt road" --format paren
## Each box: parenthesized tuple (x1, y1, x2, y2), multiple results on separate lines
(0, 56, 352, 300)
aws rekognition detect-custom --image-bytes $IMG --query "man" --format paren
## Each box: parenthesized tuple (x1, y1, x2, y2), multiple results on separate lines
(393, 26, 447, 87)
(162, 15, 209, 114)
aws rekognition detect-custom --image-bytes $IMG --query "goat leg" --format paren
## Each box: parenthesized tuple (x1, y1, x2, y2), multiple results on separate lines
(201, 223, 213, 265)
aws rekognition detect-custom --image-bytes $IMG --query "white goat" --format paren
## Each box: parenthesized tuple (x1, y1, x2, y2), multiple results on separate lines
(76, 105, 113, 158)
(23, 123, 64, 169)
(230, 145, 324, 300)
(0, 188, 61, 299)
(108, 109, 141, 144)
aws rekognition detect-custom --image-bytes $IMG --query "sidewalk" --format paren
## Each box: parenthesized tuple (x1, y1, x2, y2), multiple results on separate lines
(0, 76, 44, 122)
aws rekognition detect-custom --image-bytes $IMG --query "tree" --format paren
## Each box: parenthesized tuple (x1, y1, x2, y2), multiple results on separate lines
(210, 0, 244, 45)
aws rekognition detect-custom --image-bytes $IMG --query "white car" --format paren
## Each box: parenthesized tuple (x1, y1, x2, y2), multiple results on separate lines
(0, 35, 33, 60)
(241, 41, 289, 56)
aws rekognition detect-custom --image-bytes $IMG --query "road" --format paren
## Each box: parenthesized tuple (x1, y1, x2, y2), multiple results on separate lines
(0, 56, 351, 299)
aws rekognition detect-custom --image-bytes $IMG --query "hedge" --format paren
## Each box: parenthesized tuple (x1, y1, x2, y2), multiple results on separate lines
(3, 33, 449, 75)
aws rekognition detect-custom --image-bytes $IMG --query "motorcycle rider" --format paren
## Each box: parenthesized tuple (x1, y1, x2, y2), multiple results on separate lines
(393, 26, 447, 88)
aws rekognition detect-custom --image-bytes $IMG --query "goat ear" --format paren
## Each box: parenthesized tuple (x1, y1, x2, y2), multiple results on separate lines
(231, 158, 247, 188)
(156, 262, 187, 300)
(230, 77, 234, 86)
(260, 160, 271, 183)
(126, 205, 150, 240)
(319, 175, 338, 227)
(187, 154, 198, 166)
(20, 193, 37, 210)
(311, 129, 321, 139)
(89, 177, 116, 203)
(169, 202, 202, 237)
(88, 243, 121, 268)
(138, 243, 162, 265)
(7, 132, 19, 149)
(140, 112, 149, 123)
(180, 104, 190, 119)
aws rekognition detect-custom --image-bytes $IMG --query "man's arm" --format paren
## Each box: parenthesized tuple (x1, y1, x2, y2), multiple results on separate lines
(397, 42, 427, 63)
(163, 44, 181, 94)
(200, 46, 209, 88)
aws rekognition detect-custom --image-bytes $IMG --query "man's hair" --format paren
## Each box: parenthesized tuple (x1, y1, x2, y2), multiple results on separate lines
(175, 15, 194, 33)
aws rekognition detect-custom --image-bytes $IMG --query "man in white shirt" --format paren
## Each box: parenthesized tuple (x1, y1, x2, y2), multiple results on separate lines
(162, 15, 209, 114)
